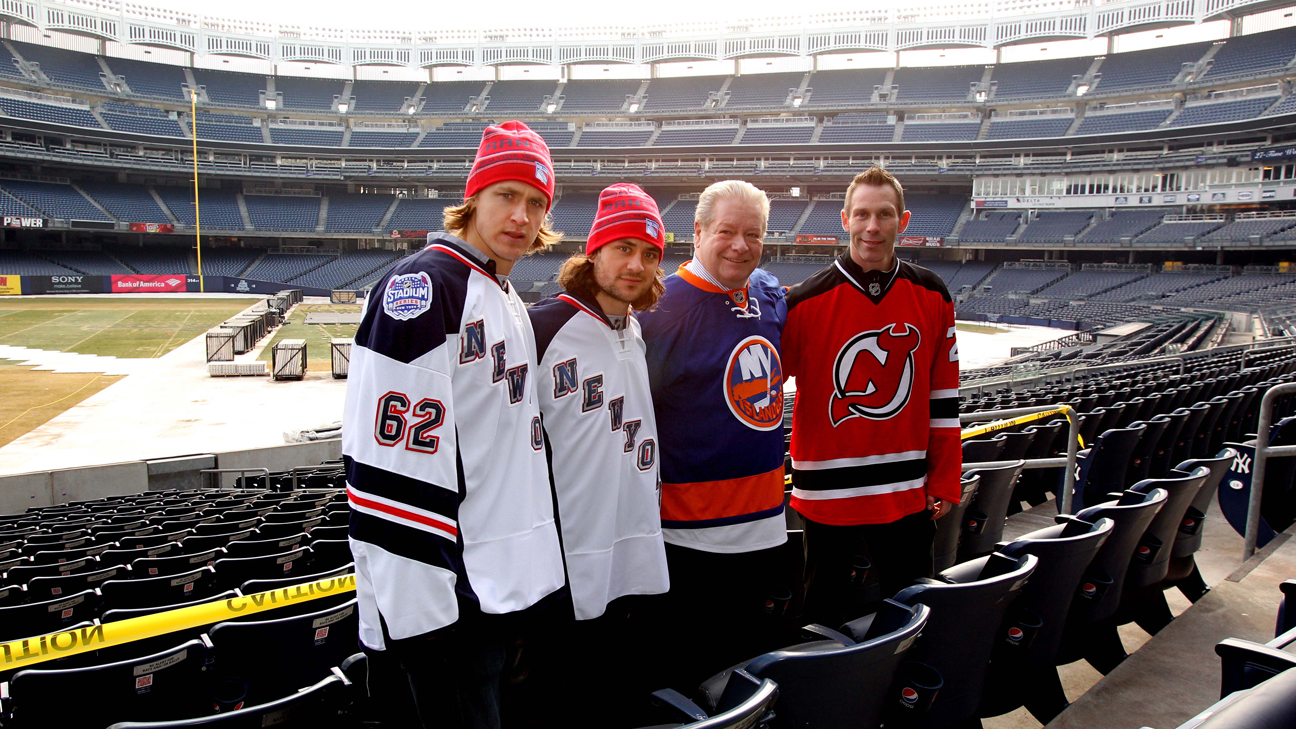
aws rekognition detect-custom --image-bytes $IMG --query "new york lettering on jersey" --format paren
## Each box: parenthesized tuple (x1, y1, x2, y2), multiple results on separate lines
(343, 233, 564, 650)
(783, 255, 962, 526)
(639, 264, 789, 553)
(531, 291, 669, 620)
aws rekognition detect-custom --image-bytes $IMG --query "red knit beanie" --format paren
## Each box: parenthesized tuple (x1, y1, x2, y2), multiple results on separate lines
(586, 183, 665, 255)
(465, 121, 555, 210)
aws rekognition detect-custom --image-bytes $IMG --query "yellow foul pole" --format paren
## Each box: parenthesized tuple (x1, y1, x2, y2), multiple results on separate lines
(190, 88, 204, 293)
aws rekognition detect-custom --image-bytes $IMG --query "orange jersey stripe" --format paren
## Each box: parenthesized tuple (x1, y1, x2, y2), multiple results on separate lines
(661, 466, 786, 523)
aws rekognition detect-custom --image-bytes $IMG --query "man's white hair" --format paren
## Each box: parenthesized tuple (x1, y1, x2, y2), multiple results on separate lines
(694, 180, 770, 235)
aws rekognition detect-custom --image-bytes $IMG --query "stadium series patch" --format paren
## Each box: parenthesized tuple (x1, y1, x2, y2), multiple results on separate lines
(383, 272, 433, 321)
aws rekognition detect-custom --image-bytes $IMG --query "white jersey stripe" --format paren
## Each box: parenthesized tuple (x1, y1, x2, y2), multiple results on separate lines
(792, 475, 927, 501)
(931, 388, 959, 399)
(792, 449, 927, 471)
(930, 418, 961, 429)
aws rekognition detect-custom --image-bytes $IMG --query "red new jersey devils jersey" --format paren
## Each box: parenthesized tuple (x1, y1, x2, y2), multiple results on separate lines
(783, 255, 961, 525)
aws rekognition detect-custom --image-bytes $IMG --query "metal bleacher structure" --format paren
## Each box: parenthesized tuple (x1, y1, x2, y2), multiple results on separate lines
(0, 0, 1284, 309)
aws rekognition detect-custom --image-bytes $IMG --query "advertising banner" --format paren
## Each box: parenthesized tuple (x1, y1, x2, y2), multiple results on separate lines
(389, 230, 429, 239)
(24, 275, 105, 294)
(898, 236, 943, 248)
(110, 274, 189, 293)
(795, 234, 841, 244)
(0, 276, 21, 295)
(128, 223, 175, 234)
(2, 216, 46, 228)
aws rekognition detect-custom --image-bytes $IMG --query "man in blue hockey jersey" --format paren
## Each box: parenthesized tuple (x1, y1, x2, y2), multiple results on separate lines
(343, 121, 566, 729)
(529, 182, 671, 724)
(639, 179, 789, 689)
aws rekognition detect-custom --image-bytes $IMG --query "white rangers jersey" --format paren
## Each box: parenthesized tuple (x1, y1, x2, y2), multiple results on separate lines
(530, 291, 669, 621)
(344, 234, 565, 650)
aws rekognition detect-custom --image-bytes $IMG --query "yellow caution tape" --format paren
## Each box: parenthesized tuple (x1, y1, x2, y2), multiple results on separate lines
(0, 573, 355, 671)
(960, 406, 1086, 449)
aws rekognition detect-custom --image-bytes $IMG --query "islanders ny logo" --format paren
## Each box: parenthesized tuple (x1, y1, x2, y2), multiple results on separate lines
(723, 336, 783, 431)
(830, 323, 921, 426)
(383, 271, 433, 321)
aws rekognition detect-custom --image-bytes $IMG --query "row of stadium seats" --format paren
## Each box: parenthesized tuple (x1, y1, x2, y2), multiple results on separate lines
(6, 27, 1295, 115)
(6, 96, 1288, 146)
(1, 349, 1291, 727)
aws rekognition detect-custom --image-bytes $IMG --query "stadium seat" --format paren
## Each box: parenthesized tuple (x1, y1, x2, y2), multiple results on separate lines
(1125, 417, 1172, 489)
(0, 589, 101, 641)
(645, 676, 779, 729)
(191, 519, 260, 536)
(99, 544, 179, 567)
(119, 530, 191, 551)
(130, 549, 224, 578)
(104, 671, 354, 728)
(958, 461, 1025, 562)
(260, 507, 325, 524)
(3, 638, 213, 729)
(1038, 488, 1168, 722)
(307, 540, 351, 571)
(961, 435, 1007, 465)
(1279, 580, 1296, 637)
(934, 475, 980, 571)
(96, 590, 239, 664)
(212, 549, 309, 591)
(207, 598, 359, 705)
(25, 563, 125, 600)
(222, 534, 308, 559)
(4, 556, 97, 583)
(179, 530, 255, 555)
(306, 525, 347, 542)
(1165, 449, 1238, 600)
(256, 518, 324, 539)
(694, 599, 928, 728)
(1149, 410, 1192, 479)
(1074, 423, 1148, 511)
(979, 515, 1114, 718)
(0, 583, 24, 607)
(891, 552, 1038, 728)
(100, 567, 218, 609)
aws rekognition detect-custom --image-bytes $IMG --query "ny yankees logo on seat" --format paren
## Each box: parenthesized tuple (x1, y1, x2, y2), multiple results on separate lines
(829, 323, 921, 426)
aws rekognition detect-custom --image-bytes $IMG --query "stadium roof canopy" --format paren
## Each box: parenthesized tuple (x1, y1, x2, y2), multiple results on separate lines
(7, 0, 1293, 68)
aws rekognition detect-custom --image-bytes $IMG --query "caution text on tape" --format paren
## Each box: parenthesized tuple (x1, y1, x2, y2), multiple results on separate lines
(0, 573, 356, 671)
(960, 406, 1085, 449)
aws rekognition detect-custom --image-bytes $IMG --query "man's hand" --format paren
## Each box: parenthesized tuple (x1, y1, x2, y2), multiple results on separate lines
(927, 493, 947, 520)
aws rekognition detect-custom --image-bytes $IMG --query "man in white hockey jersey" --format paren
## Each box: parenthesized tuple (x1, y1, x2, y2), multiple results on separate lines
(343, 120, 566, 729)
(528, 183, 670, 720)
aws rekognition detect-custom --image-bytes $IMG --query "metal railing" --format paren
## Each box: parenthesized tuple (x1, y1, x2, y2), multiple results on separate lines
(960, 404, 1082, 515)
(198, 467, 270, 490)
(1067, 355, 1184, 385)
(1243, 382, 1296, 561)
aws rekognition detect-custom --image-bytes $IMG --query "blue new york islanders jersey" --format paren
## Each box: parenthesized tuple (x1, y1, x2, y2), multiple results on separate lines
(639, 262, 788, 553)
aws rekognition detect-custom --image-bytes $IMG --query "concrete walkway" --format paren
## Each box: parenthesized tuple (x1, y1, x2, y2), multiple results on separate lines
(1047, 531, 1294, 729)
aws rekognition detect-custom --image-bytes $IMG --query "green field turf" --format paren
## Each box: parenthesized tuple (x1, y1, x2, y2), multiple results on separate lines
(0, 297, 258, 358)
(258, 303, 361, 368)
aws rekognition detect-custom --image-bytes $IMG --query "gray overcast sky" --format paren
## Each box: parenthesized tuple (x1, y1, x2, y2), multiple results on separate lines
(145, 0, 876, 31)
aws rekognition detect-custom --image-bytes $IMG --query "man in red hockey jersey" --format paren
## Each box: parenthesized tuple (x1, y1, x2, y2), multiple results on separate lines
(782, 167, 962, 627)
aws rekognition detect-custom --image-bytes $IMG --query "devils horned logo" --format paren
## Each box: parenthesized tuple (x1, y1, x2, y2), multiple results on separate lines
(829, 323, 920, 426)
